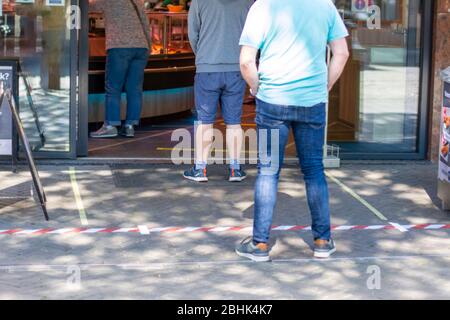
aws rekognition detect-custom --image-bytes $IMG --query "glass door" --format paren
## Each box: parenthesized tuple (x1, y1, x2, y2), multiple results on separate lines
(0, 0, 78, 158)
(329, 0, 431, 158)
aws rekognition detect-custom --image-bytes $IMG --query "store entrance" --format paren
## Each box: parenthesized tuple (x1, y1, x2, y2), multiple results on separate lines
(78, 0, 429, 161)
(79, 1, 274, 161)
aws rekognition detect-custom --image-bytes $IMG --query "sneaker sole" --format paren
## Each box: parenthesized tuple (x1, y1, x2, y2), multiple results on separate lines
(235, 250, 271, 262)
(183, 175, 208, 183)
(314, 247, 337, 259)
(120, 134, 135, 138)
(229, 175, 247, 182)
(90, 134, 118, 139)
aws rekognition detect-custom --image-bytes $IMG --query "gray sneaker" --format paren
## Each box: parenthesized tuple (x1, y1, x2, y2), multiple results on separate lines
(120, 124, 135, 138)
(90, 125, 118, 138)
(235, 237, 271, 262)
(313, 239, 336, 259)
(229, 168, 247, 182)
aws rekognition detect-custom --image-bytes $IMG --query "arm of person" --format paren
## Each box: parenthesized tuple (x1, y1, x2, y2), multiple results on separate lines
(327, 37, 349, 92)
(239, 3, 265, 96)
(137, 0, 152, 49)
(188, 0, 200, 55)
(240, 46, 260, 96)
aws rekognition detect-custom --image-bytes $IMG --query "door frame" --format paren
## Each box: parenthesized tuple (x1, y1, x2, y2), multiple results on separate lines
(77, 0, 89, 157)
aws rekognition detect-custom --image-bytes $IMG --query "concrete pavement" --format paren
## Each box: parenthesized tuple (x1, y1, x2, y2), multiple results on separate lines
(0, 161, 449, 299)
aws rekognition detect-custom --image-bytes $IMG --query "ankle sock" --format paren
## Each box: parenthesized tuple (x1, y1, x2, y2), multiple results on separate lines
(195, 161, 207, 170)
(230, 159, 240, 170)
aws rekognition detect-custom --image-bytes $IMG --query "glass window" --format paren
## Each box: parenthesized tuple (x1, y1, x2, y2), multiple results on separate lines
(1, 0, 72, 153)
(329, 0, 423, 154)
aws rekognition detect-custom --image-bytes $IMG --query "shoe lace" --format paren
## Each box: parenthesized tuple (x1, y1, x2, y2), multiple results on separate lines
(240, 236, 253, 245)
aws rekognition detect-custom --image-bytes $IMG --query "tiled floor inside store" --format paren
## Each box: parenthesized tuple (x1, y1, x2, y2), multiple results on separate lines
(87, 103, 300, 160)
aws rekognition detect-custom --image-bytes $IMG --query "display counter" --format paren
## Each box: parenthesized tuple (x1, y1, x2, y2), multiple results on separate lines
(88, 11, 196, 123)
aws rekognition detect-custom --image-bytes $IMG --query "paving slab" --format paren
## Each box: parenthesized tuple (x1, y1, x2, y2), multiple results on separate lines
(0, 161, 449, 299)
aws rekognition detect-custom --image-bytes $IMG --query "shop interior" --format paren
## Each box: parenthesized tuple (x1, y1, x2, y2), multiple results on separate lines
(0, 0, 425, 159)
(86, 1, 296, 160)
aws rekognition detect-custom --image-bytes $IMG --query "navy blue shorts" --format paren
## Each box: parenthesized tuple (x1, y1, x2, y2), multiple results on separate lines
(194, 72, 246, 125)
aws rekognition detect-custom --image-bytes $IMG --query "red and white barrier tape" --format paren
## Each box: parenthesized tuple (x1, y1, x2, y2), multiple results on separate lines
(0, 224, 449, 236)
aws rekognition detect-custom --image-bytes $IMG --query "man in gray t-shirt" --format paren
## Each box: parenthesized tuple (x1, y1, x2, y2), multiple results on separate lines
(184, 0, 254, 183)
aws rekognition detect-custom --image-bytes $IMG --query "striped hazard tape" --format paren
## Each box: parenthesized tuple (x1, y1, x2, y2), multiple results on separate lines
(0, 224, 449, 236)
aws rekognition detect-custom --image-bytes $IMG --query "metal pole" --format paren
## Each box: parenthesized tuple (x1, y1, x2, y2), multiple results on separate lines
(323, 45, 341, 168)
(3, 89, 49, 220)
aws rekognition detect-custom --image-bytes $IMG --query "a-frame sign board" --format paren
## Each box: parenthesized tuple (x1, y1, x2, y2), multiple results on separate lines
(0, 60, 49, 221)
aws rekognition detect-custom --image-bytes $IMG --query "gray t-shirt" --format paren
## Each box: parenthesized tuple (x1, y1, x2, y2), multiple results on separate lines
(89, 0, 151, 51)
(188, 0, 254, 73)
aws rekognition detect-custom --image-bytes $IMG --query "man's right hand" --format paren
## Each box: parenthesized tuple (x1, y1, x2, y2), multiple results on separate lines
(250, 86, 259, 97)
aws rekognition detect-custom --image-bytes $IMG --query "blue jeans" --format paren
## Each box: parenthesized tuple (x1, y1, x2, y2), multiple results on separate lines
(105, 48, 149, 126)
(253, 98, 331, 243)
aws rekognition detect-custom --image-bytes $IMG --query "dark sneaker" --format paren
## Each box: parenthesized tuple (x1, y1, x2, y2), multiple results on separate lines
(90, 125, 118, 138)
(183, 166, 208, 182)
(235, 237, 271, 262)
(229, 168, 247, 182)
(314, 239, 336, 259)
(120, 124, 135, 138)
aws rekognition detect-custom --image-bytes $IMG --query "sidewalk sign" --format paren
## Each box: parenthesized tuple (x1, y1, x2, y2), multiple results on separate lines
(0, 66, 13, 156)
(0, 59, 18, 160)
(437, 66, 450, 210)
(0, 59, 49, 221)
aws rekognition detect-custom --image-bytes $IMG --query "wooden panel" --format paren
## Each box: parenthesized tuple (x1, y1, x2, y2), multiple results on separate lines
(327, 59, 360, 142)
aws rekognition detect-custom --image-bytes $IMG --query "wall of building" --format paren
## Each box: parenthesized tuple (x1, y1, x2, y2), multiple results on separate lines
(429, 0, 450, 161)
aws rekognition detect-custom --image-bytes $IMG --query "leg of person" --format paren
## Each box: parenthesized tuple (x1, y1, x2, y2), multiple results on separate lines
(196, 123, 214, 170)
(292, 102, 335, 258)
(91, 49, 132, 138)
(226, 124, 245, 181)
(221, 72, 247, 182)
(236, 99, 290, 262)
(122, 48, 150, 138)
(183, 73, 221, 182)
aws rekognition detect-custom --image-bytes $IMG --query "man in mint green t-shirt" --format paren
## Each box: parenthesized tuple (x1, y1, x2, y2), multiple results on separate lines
(235, 0, 349, 262)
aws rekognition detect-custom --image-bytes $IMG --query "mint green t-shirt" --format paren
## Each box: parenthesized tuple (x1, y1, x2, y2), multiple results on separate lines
(239, 0, 349, 107)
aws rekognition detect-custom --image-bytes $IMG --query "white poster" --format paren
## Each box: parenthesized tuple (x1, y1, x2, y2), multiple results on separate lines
(16, 0, 36, 4)
(0, 66, 13, 156)
(46, 0, 65, 6)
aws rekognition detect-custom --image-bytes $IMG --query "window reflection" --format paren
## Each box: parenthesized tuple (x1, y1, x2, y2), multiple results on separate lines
(0, 0, 71, 153)
(330, 0, 422, 154)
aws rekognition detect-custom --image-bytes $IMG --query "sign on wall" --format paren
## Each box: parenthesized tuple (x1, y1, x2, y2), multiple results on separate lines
(352, 0, 369, 12)
(46, 0, 65, 6)
(439, 75, 450, 182)
(0, 66, 13, 156)
(444, 82, 450, 109)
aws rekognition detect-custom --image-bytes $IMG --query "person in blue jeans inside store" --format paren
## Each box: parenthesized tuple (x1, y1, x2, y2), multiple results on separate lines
(89, 0, 152, 139)
(184, 0, 254, 182)
(236, 0, 350, 261)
